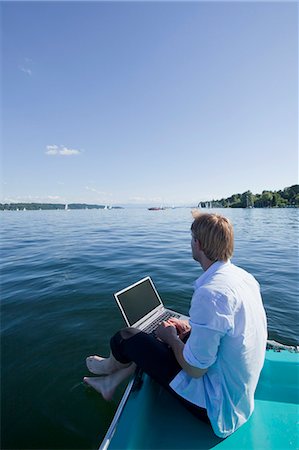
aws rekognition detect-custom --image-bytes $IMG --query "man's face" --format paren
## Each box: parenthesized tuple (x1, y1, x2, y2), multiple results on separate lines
(191, 234, 200, 262)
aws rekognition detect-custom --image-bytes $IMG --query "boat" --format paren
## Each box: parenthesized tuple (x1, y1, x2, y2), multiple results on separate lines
(148, 207, 166, 211)
(99, 340, 299, 449)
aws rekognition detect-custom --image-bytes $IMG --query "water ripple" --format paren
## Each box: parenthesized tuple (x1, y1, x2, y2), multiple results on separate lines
(1, 208, 298, 449)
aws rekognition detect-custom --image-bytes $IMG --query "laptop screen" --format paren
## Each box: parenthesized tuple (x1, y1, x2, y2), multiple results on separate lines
(115, 277, 162, 326)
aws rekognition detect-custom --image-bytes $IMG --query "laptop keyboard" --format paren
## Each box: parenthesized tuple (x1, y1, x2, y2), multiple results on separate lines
(143, 311, 181, 334)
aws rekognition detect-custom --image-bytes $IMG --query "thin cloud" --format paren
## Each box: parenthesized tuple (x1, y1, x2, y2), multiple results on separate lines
(85, 186, 111, 196)
(47, 195, 61, 200)
(60, 146, 81, 156)
(129, 196, 163, 203)
(46, 145, 59, 155)
(19, 57, 33, 76)
(20, 67, 32, 76)
(45, 145, 81, 156)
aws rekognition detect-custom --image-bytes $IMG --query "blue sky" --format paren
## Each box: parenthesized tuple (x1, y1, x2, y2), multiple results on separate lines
(2, 1, 298, 206)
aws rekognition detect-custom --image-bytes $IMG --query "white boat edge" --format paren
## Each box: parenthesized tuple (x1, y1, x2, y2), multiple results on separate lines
(99, 378, 135, 450)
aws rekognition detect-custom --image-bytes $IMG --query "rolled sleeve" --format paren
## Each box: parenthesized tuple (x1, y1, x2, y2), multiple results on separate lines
(184, 287, 233, 369)
(183, 324, 223, 369)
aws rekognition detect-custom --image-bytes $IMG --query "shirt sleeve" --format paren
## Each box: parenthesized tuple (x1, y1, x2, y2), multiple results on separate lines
(183, 287, 233, 369)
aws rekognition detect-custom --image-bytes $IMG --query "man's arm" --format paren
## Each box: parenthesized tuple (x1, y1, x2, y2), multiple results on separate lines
(156, 321, 208, 379)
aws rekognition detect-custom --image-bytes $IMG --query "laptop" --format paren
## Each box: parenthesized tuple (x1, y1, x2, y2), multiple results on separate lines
(114, 276, 188, 334)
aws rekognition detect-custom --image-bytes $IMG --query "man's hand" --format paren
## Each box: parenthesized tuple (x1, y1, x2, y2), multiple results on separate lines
(155, 320, 178, 345)
(167, 318, 191, 339)
(156, 319, 207, 379)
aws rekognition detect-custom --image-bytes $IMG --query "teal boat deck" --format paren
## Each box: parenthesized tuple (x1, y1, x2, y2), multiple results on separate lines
(101, 348, 299, 449)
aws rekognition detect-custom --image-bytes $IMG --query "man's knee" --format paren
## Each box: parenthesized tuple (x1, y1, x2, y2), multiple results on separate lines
(119, 327, 141, 340)
(109, 327, 143, 364)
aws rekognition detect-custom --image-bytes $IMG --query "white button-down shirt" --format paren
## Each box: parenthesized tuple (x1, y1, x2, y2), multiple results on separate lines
(170, 260, 267, 438)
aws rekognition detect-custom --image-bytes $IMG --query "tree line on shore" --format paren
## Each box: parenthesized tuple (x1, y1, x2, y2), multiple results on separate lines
(198, 184, 299, 208)
(0, 203, 123, 211)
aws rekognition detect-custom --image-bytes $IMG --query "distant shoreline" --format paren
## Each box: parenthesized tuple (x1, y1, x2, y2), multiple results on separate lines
(0, 203, 123, 211)
(1, 185, 298, 210)
(0, 203, 298, 211)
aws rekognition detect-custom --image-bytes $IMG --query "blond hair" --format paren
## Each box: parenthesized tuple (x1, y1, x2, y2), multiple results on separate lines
(191, 212, 234, 261)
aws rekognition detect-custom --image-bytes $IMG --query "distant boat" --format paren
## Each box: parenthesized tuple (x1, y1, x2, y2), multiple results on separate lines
(65, 204, 68, 210)
(148, 207, 166, 211)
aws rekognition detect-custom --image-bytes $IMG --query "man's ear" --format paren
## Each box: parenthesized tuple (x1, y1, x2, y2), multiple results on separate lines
(195, 238, 202, 251)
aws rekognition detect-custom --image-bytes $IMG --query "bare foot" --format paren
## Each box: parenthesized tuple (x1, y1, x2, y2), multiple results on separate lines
(86, 354, 130, 375)
(83, 363, 136, 401)
(83, 376, 115, 401)
(86, 356, 111, 375)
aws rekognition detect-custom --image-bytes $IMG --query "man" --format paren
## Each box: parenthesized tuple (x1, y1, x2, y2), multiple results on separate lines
(84, 212, 267, 437)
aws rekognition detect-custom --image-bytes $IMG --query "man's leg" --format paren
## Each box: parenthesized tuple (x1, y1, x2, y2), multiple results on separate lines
(84, 327, 210, 424)
(109, 328, 182, 387)
(84, 327, 177, 401)
(85, 327, 181, 390)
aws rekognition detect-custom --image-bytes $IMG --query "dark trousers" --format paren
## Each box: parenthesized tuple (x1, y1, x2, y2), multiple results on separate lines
(110, 327, 210, 424)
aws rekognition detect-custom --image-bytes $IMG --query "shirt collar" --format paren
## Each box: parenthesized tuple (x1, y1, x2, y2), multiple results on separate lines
(194, 259, 231, 289)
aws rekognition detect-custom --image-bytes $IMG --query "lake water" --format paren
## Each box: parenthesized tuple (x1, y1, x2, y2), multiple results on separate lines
(1, 207, 298, 449)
